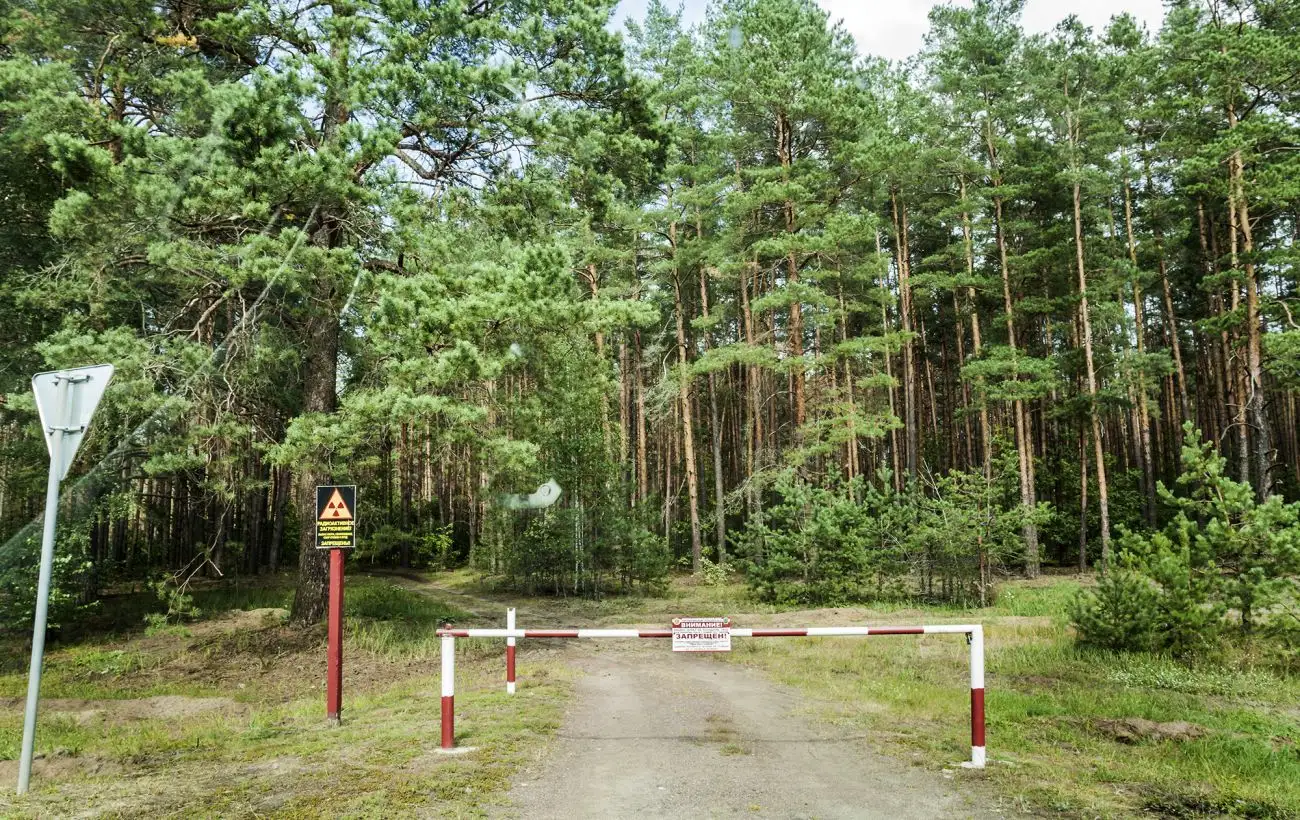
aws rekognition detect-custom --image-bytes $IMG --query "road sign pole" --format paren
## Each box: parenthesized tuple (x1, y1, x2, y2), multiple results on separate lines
(326, 548, 344, 722)
(18, 376, 70, 795)
(18, 364, 112, 795)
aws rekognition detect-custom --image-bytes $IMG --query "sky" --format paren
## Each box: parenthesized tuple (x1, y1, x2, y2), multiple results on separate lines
(612, 0, 1168, 62)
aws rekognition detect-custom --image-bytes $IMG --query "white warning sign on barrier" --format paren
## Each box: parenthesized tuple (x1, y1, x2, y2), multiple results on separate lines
(672, 617, 731, 652)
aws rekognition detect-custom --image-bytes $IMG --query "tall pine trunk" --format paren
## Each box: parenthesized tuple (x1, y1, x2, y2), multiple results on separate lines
(635, 330, 649, 503)
(1122, 170, 1157, 525)
(993, 192, 1039, 576)
(891, 189, 918, 481)
(960, 182, 993, 478)
(741, 260, 763, 522)
(777, 112, 806, 431)
(699, 266, 727, 562)
(986, 119, 1039, 576)
(290, 271, 342, 623)
(1225, 178, 1252, 486)
(1072, 174, 1111, 569)
(1228, 103, 1273, 498)
(290, 7, 350, 623)
(671, 223, 703, 573)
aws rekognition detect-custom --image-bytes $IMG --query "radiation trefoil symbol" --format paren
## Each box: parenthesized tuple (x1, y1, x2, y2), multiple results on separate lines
(323, 488, 353, 520)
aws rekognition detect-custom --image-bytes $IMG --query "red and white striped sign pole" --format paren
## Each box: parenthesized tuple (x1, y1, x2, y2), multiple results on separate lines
(440, 621, 988, 767)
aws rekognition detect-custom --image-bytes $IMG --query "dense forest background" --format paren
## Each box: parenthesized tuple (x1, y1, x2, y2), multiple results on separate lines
(1, 0, 1297, 626)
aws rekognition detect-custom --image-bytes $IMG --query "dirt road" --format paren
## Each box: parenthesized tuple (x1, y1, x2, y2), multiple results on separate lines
(496, 643, 1000, 819)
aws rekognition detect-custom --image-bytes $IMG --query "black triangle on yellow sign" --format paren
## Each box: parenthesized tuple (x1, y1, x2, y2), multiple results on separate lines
(321, 487, 353, 521)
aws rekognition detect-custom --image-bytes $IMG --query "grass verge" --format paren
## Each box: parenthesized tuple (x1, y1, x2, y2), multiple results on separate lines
(0, 575, 572, 817)
(709, 579, 1300, 818)
(446, 570, 1298, 817)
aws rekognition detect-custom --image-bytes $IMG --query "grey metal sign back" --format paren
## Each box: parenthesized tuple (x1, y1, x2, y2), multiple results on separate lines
(31, 365, 114, 481)
(499, 479, 562, 510)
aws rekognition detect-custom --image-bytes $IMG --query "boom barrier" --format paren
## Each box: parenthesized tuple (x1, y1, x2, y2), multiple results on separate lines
(435, 618, 987, 768)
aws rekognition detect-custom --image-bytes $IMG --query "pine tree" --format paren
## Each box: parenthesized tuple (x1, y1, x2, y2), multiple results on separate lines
(923, 0, 1047, 575)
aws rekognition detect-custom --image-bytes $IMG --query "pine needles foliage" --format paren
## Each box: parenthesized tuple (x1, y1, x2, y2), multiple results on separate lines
(1072, 425, 1300, 659)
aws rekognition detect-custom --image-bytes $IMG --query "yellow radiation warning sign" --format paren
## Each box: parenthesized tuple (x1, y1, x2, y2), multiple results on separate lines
(316, 485, 356, 549)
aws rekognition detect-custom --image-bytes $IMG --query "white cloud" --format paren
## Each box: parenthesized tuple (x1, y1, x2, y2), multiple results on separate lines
(614, 0, 1167, 62)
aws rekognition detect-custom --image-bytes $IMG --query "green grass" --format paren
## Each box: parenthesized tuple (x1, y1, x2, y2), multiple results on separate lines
(988, 578, 1085, 618)
(362, 570, 1300, 816)
(345, 576, 470, 660)
(346, 577, 459, 623)
(0, 575, 566, 818)
(706, 579, 1300, 818)
(190, 582, 294, 614)
(4, 571, 1296, 817)
(0, 660, 574, 817)
(1100, 654, 1281, 698)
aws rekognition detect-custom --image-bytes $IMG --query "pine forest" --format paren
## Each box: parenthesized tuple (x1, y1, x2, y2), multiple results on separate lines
(2, 0, 1299, 627)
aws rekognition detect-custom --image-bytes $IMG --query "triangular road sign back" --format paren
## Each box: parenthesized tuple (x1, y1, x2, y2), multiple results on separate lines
(31, 364, 114, 481)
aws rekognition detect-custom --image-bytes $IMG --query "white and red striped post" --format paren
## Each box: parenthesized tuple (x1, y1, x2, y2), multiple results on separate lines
(506, 608, 516, 695)
(968, 625, 986, 768)
(440, 625, 455, 749)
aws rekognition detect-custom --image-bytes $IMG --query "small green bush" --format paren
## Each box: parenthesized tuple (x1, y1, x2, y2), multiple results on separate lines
(698, 556, 733, 587)
(0, 528, 98, 633)
(1072, 425, 1300, 661)
(1069, 569, 1159, 652)
(484, 497, 669, 597)
(358, 524, 455, 569)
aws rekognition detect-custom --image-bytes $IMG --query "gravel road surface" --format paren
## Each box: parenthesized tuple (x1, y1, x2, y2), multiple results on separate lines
(496, 643, 1000, 819)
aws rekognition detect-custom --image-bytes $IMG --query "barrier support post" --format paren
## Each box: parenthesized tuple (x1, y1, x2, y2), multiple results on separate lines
(441, 628, 455, 749)
(506, 608, 516, 694)
(965, 625, 986, 768)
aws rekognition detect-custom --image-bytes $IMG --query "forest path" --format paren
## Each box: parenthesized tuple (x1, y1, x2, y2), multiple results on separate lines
(372, 571, 595, 625)
(493, 641, 1002, 820)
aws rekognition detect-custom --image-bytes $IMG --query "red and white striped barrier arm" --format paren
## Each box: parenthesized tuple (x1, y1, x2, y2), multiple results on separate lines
(445, 625, 974, 639)
(438, 622, 988, 768)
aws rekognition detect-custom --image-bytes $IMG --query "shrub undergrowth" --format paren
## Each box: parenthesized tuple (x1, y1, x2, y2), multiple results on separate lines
(1072, 426, 1300, 666)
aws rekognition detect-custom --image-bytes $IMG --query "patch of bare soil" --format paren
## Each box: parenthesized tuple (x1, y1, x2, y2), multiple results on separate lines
(1093, 718, 1207, 744)
(0, 694, 245, 725)
(0, 750, 121, 783)
(138, 624, 318, 701)
(197, 607, 287, 635)
(496, 642, 1007, 819)
(241, 755, 315, 776)
(167, 622, 439, 702)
